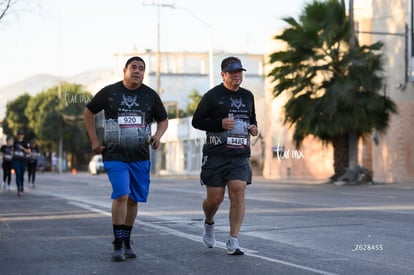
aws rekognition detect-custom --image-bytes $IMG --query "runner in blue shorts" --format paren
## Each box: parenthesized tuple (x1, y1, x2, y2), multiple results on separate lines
(84, 56, 168, 262)
(104, 160, 151, 202)
(192, 56, 258, 255)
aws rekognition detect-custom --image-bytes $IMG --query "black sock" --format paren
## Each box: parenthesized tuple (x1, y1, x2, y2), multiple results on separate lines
(205, 220, 214, 225)
(123, 225, 133, 248)
(113, 224, 124, 249)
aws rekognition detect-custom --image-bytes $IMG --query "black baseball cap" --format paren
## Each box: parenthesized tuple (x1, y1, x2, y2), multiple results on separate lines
(221, 57, 246, 72)
(17, 129, 24, 135)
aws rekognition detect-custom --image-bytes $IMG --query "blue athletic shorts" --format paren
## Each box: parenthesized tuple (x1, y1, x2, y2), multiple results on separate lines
(200, 155, 252, 187)
(103, 160, 151, 202)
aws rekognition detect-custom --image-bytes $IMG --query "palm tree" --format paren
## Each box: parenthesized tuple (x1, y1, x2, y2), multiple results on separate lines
(268, 0, 397, 180)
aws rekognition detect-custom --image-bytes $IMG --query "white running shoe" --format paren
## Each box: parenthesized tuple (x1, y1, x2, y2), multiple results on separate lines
(203, 223, 216, 248)
(226, 237, 244, 255)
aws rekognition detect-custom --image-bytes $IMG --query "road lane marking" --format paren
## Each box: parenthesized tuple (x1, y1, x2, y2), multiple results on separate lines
(67, 199, 338, 275)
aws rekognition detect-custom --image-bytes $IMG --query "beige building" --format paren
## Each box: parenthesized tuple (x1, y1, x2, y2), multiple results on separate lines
(361, 0, 414, 183)
(263, 0, 414, 184)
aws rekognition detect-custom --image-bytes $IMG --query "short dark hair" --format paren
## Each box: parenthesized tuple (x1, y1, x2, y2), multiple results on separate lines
(124, 56, 146, 69)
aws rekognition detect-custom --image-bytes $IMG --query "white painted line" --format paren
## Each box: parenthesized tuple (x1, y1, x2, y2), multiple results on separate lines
(33, 191, 339, 275)
(68, 199, 338, 275)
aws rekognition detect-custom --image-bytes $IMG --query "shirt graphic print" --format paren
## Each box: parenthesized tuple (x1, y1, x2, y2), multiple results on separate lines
(104, 93, 151, 150)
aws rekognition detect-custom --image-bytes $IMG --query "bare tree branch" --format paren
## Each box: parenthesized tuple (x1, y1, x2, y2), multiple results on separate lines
(0, 0, 18, 23)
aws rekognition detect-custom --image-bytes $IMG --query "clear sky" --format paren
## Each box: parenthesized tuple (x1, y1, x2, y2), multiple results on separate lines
(0, 0, 309, 87)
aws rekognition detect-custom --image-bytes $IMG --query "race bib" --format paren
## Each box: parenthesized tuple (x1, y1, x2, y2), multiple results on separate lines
(4, 154, 12, 160)
(14, 151, 24, 157)
(226, 119, 249, 148)
(118, 113, 143, 128)
(227, 137, 248, 146)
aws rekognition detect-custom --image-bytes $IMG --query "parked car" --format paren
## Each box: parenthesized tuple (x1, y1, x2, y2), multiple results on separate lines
(88, 154, 105, 175)
(37, 155, 51, 172)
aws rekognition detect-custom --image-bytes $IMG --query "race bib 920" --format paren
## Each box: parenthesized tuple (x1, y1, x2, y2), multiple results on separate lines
(117, 112, 144, 128)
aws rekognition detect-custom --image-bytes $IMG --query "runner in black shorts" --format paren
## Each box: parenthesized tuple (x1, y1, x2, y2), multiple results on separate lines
(84, 56, 168, 262)
(192, 56, 258, 255)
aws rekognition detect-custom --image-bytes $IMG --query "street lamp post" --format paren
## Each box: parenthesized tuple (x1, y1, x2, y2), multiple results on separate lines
(156, 4, 161, 93)
(175, 5, 214, 88)
(143, 2, 214, 89)
(143, 2, 175, 94)
(58, 82, 63, 174)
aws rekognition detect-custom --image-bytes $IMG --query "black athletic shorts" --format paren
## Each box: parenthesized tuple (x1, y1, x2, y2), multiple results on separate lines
(200, 155, 252, 187)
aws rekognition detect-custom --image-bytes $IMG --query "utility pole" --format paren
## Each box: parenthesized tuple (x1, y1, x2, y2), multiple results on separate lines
(156, 4, 161, 93)
(143, 2, 215, 89)
(174, 6, 214, 88)
(58, 81, 63, 174)
(143, 2, 175, 94)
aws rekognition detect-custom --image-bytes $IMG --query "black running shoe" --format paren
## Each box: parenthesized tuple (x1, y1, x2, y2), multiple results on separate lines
(112, 239, 125, 262)
(124, 239, 137, 258)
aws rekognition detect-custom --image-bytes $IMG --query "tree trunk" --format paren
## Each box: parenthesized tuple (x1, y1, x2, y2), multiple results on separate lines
(331, 134, 349, 181)
(347, 0, 358, 171)
(348, 131, 358, 169)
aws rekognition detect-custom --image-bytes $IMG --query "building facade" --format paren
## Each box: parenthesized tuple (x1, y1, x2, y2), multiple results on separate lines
(360, 0, 414, 183)
(263, 0, 414, 184)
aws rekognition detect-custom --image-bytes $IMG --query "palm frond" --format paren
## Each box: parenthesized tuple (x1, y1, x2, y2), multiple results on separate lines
(267, 0, 396, 149)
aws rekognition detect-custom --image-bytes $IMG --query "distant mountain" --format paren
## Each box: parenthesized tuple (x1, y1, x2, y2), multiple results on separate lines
(0, 68, 118, 118)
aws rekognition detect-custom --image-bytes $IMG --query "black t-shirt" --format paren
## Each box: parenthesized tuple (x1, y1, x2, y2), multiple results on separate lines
(28, 147, 40, 164)
(13, 140, 29, 160)
(1, 145, 13, 162)
(192, 83, 257, 158)
(86, 81, 167, 162)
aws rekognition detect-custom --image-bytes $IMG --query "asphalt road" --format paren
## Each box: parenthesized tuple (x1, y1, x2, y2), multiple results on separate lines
(0, 172, 413, 275)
